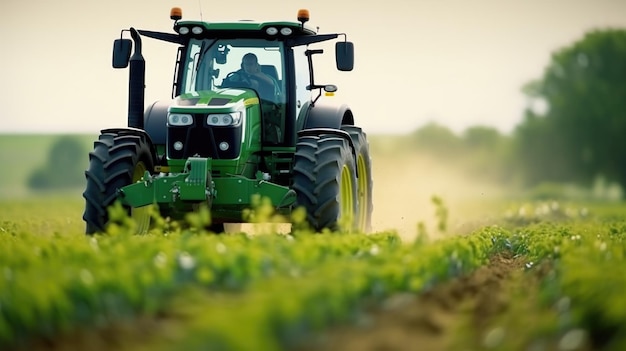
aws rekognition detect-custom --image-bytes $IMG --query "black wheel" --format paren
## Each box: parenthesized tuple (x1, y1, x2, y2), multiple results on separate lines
(292, 134, 357, 232)
(83, 132, 155, 234)
(342, 125, 374, 233)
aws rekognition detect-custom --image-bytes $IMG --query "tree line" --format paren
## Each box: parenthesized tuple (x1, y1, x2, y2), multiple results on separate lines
(404, 28, 626, 199)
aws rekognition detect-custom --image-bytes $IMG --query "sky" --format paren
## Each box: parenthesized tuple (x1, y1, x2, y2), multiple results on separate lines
(1, 0, 626, 135)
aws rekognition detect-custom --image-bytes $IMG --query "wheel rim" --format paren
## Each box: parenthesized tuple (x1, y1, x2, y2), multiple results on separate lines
(356, 153, 369, 232)
(339, 164, 355, 230)
(131, 161, 151, 234)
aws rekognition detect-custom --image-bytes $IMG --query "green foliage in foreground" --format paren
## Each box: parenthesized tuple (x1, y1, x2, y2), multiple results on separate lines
(0, 199, 500, 350)
(503, 219, 626, 351)
(0, 198, 625, 350)
(473, 201, 626, 351)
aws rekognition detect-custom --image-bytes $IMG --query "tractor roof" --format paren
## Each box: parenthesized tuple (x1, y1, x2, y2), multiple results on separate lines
(138, 8, 334, 45)
(171, 19, 318, 40)
(170, 7, 318, 39)
(177, 20, 317, 35)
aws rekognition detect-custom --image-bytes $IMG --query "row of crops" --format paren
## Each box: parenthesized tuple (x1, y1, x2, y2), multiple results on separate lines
(1, 198, 625, 350)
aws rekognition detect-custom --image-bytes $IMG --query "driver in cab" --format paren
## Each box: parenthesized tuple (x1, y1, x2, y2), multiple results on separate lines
(223, 53, 278, 101)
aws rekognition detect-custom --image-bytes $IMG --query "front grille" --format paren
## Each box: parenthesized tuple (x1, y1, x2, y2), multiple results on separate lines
(167, 114, 242, 159)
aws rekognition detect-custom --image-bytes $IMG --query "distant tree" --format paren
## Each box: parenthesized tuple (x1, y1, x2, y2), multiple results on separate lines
(515, 28, 626, 187)
(28, 136, 86, 190)
(462, 126, 503, 150)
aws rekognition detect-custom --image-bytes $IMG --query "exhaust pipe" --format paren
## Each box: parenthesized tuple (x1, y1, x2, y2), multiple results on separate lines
(128, 28, 145, 129)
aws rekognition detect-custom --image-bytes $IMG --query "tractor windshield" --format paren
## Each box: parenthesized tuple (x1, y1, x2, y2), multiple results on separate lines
(181, 38, 286, 104)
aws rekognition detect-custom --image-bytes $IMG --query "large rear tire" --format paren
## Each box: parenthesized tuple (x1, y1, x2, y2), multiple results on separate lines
(83, 132, 155, 234)
(292, 134, 357, 232)
(342, 125, 374, 233)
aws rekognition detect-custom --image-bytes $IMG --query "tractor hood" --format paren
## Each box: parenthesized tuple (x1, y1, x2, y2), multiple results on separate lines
(163, 88, 262, 163)
(169, 88, 260, 113)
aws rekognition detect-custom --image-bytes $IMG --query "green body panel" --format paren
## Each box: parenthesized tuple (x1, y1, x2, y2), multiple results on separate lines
(120, 172, 190, 207)
(211, 177, 293, 206)
(180, 157, 209, 200)
(166, 158, 259, 178)
(171, 88, 260, 112)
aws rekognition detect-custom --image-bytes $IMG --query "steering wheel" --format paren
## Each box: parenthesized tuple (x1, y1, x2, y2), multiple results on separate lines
(220, 71, 242, 88)
(220, 71, 281, 105)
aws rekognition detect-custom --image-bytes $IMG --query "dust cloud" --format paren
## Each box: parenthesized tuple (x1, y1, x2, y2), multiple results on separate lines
(370, 141, 506, 241)
(229, 136, 508, 240)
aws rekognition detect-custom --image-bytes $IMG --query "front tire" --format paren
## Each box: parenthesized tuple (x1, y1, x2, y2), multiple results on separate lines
(292, 134, 357, 232)
(83, 132, 155, 234)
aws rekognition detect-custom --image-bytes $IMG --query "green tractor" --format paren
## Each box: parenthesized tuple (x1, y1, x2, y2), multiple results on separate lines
(82, 8, 373, 234)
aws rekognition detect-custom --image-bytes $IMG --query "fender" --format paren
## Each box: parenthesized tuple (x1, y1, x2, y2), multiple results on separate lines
(299, 102, 355, 130)
(99, 127, 158, 167)
(143, 100, 171, 146)
(297, 102, 357, 159)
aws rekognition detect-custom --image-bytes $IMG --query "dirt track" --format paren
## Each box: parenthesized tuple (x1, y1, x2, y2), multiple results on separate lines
(293, 253, 525, 351)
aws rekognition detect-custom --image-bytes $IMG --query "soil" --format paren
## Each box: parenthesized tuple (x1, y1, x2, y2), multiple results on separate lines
(292, 253, 526, 351)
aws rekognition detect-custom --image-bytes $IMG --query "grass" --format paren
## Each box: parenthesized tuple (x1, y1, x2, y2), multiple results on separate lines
(0, 194, 85, 235)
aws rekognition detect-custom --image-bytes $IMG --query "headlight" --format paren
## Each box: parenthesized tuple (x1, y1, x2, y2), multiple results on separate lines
(280, 27, 293, 36)
(266, 27, 278, 35)
(191, 26, 203, 35)
(178, 27, 190, 35)
(168, 113, 193, 126)
(207, 112, 241, 126)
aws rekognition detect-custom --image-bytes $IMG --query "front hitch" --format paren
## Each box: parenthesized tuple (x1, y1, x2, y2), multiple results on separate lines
(119, 157, 212, 208)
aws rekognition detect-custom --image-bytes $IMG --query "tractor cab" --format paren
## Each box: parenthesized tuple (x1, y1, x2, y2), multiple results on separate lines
(187, 39, 285, 103)
(180, 38, 289, 146)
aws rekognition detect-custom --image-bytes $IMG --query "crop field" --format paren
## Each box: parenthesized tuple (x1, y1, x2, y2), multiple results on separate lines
(1, 134, 625, 351)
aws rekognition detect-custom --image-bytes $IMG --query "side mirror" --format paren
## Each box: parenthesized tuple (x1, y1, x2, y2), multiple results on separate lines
(335, 41, 354, 71)
(112, 39, 132, 68)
